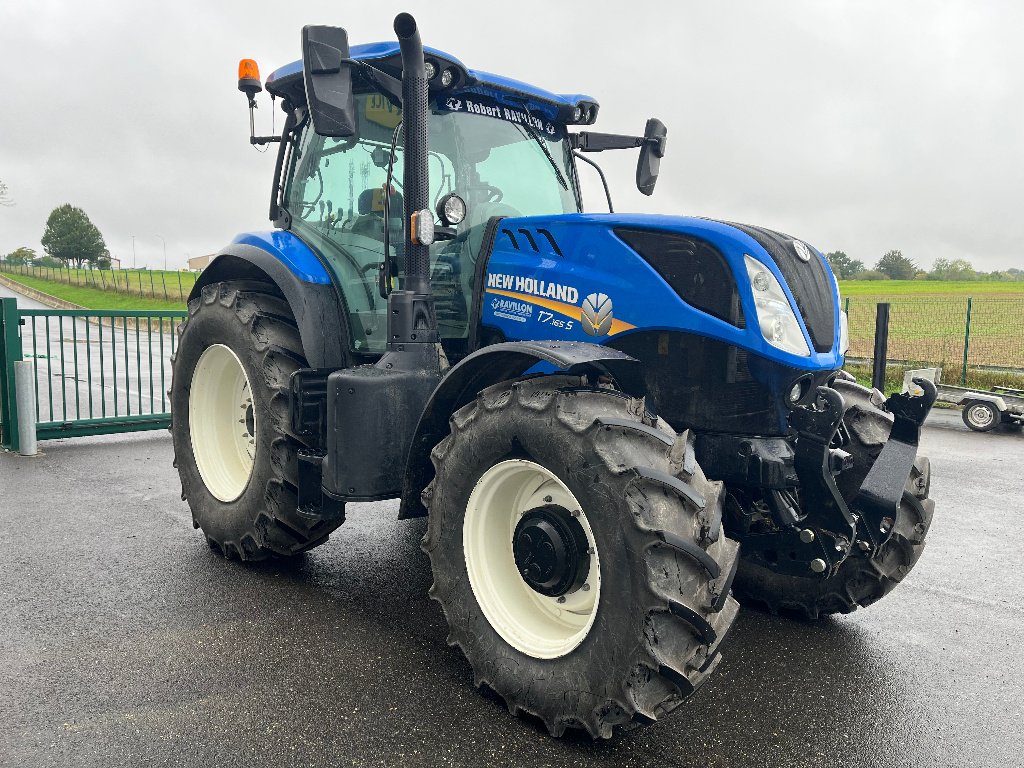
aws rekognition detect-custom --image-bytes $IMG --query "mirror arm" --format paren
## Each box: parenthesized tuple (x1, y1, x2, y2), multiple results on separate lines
(572, 151, 614, 214)
(354, 61, 404, 108)
(570, 131, 645, 153)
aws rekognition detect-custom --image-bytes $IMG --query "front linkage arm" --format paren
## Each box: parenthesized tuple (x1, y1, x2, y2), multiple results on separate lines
(790, 378, 937, 576)
(849, 379, 938, 550)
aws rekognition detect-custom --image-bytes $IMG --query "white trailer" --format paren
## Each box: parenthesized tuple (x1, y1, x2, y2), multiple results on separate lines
(903, 368, 1024, 432)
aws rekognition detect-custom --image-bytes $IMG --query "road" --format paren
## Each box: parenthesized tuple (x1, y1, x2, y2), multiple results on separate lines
(0, 282, 177, 424)
(0, 408, 1021, 767)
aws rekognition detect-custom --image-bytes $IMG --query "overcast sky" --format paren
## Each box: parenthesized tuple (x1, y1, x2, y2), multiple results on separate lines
(1, 1, 1021, 271)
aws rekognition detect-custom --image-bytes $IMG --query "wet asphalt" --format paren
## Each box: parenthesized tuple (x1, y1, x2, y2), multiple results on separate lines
(0, 409, 1021, 767)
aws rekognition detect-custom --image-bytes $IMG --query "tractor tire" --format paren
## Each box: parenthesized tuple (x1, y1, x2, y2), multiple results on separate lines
(962, 400, 1000, 432)
(422, 376, 740, 738)
(170, 281, 343, 560)
(733, 376, 935, 619)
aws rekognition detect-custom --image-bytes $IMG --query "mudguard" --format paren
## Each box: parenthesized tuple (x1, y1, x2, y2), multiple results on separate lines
(190, 242, 351, 369)
(398, 340, 647, 519)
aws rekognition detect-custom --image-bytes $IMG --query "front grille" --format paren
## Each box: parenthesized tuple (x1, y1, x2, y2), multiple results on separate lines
(609, 331, 838, 436)
(616, 228, 744, 328)
(721, 222, 836, 353)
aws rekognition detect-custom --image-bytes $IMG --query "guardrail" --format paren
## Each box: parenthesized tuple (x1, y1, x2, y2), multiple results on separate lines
(0, 298, 187, 451)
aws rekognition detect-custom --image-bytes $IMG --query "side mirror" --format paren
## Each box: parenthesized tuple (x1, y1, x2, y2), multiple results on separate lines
(301, 25, 357, 137)
(636, 118, 668, 196)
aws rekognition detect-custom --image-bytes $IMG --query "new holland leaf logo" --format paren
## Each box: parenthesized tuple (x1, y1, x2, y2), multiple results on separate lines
(581, 292, 614, 336)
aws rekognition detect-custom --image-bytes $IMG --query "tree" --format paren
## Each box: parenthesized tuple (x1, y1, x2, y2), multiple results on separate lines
(930, 257, 975, 280)
(40, 204, 107, 268)
(824, 250, 865, 280)
(97, 256, 111, 270)
(4, 247, 36, 265)
(0, 180, 13, 207)
(875, 250, 917, 280)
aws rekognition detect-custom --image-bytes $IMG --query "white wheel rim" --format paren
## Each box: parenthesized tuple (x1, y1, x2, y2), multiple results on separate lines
(969, 405, 994, 428)
(189, 343, 256, 502)
(463, 459, 601, 659)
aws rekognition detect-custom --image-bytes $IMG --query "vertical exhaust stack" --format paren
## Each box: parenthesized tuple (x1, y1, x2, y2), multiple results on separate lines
(394, 12, 431, 297)
(383, 11, 439, 348)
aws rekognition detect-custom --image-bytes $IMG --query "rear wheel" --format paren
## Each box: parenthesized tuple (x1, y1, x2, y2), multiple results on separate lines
(422, 376, 740, 738)
(962, 400, 999, 432)
(733, 377, 935, 619)
(170, 281, 344, 560)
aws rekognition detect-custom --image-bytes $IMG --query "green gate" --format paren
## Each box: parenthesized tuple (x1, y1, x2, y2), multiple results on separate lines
(0, 297, 187, 451)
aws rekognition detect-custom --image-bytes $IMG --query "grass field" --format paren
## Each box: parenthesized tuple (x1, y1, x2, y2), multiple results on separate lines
(0, 264, 196, 303)
(1, 272, 186, 311)
(840, 280, 1024, 375)
(839, 279, 1024, 297)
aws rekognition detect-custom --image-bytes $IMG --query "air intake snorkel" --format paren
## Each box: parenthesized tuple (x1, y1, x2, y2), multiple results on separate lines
(389, 12, 437, 340)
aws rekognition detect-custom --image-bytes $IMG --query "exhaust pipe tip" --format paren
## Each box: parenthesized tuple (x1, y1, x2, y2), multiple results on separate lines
(394, 12, 417, 39)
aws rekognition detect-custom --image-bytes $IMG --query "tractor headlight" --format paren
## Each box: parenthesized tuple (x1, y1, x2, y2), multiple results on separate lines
(744, 254, 811, 357)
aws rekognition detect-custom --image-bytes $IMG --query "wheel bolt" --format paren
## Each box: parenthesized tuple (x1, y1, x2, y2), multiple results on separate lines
(810, 558, 827, 573)
(799, 528, 815, 543)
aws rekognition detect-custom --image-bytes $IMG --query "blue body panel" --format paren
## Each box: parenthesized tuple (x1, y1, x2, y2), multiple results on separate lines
(481, 214, 843, 372)
(229, 231, 331, 285)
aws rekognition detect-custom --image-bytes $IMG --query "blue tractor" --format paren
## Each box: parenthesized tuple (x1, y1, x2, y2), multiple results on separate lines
(171, 14, 937, 738)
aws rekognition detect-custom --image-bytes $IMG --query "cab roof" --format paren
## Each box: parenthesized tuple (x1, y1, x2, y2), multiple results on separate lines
(265, 41, 597, 122)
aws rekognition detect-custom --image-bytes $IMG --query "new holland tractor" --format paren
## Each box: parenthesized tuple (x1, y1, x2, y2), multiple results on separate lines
(171, 13, 938, 738)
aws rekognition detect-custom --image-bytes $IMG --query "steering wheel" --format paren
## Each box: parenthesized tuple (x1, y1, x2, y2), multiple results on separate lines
(478, 183, 503, 203)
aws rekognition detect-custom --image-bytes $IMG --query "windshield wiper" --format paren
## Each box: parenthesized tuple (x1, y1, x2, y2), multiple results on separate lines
(514, 122, 569, 191)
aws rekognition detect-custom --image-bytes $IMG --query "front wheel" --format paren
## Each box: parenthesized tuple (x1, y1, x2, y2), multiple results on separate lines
(422, 376, 740, 738)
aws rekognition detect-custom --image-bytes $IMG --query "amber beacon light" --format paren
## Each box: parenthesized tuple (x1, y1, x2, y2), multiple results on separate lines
(238, 59, 262, 99)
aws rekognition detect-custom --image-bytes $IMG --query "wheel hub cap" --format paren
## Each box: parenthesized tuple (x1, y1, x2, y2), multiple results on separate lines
(463, 459, 601, 659)
(513, 505, 590, 597)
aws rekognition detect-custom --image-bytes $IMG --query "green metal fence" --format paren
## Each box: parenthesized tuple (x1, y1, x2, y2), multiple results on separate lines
(0, 297, 187, 451)
(845, 295, 1024, 386)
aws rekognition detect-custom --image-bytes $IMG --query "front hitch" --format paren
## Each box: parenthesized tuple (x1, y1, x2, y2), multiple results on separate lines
(789, 378, 937, 576)
(849, 378, 937, 550)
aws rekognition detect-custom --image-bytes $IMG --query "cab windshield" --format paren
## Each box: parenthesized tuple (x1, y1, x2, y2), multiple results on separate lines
(284, 91, 579, 354)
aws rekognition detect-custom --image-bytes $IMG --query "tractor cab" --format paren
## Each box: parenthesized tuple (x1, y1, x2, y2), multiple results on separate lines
(263, 46, 595, 359)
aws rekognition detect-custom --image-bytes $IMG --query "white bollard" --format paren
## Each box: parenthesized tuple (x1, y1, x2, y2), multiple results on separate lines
(14, 360, 37, 456)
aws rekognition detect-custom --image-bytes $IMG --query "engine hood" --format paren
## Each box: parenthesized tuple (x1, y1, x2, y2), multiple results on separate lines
(480, 212, 843, 370)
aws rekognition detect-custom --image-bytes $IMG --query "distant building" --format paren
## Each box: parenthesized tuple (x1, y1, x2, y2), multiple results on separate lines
(188, 254, 213, 272)
(109, 257, 121, 270)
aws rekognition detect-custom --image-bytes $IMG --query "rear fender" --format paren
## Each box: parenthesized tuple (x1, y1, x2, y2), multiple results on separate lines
(190, 243, 350, 369)
(398, 340, 647, 519)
